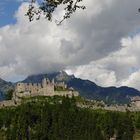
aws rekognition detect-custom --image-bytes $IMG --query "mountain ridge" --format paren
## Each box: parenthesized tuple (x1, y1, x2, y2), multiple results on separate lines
(20, 71, 140, 104)
(0, 71, 140, 104)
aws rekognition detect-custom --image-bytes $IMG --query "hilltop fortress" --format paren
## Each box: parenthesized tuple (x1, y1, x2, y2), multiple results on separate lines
(13, 78, 79, 100)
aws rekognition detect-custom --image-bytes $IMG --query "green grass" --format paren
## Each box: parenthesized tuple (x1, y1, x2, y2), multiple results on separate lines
(21, 95, 64, 104)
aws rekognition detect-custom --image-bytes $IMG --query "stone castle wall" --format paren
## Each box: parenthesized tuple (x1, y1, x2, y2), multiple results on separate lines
(0, 100, 16, 107)
(14, 78, 79, 99)
(15, 91, 79, 99)
(54, 91, 79, 97)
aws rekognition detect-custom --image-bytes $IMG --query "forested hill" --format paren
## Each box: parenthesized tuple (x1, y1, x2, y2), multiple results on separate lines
(0, 96, 138, 140)
(22, 71, 140, 104)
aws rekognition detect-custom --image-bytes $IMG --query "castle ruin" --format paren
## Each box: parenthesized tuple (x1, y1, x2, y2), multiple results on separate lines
(14, 78, 79, 99)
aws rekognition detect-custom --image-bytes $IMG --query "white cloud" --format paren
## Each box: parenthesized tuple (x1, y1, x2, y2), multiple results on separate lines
(66, 33, 140, 90)
(0, 0, 140, 90)
(121, 70, 140, 90)
(66, 63, 117, 87)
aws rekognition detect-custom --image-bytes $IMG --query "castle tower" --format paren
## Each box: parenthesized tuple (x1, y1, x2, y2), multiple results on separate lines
(46, 78, 50, 84)
(52, 79, 55, 84)
(42, 78, 47, 87)
(42, 78, 54, 96)
(16, 83, 26, 93)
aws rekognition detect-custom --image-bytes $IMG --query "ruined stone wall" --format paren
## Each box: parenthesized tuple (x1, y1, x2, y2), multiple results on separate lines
(15, 78, 79, 99)
(54, 91, 79, 97)
(16, 83, 42, 94)
(132, 101, 140, 107)
(14, 90, 79, 99)
(0, 100, 17, 107)
(16, 83, 26, 93)
(42, 84, 54, 95)
(55, 82, 67, 89)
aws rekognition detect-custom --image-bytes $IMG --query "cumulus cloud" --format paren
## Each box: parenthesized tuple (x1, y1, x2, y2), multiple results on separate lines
(66, 63, 117, 87)
(67, 34, 140, 90)
(0, 0, 140, 90)
(121, 70, 140, 90)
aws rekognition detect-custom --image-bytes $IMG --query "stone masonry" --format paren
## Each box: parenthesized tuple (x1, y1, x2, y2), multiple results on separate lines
(13, 78, 79, 99)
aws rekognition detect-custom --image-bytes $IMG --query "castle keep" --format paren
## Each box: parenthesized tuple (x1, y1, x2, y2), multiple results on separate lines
(14, 78, 79, 98)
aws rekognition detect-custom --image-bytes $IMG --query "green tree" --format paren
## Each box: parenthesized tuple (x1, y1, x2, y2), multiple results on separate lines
(5, 89, 14, 100)
(0, 96, 136, 140)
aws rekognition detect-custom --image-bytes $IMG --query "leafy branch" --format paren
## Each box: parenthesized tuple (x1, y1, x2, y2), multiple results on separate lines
(26, 0, 86, 25)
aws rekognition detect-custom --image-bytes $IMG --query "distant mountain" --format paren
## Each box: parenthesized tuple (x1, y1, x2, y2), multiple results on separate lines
(22, 71, 140, 104)
(0, 78, 14, 100)
(23, 71, 74, 83)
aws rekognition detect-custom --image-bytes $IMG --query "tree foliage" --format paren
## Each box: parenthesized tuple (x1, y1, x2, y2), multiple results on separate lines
(26, 0, 86, 24)
(0, 96, 137, 140)
(5, 89, 14, 100)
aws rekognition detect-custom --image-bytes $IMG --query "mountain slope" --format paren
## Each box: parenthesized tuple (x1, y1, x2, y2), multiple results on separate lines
(22, 71, 140, 104)
(0, 78, 14, 100)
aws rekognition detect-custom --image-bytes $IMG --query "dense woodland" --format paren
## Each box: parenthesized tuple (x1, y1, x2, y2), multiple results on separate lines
(0, 96, 140, 140)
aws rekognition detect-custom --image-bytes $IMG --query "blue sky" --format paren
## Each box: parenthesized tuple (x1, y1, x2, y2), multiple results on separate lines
(0, 0, 22, 27)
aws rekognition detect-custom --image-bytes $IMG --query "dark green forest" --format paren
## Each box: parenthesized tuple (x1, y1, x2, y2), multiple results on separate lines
(0, 96, 140, 140)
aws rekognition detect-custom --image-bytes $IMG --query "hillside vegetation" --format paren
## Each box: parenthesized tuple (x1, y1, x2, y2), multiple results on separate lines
(0, 96, 139, 140)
